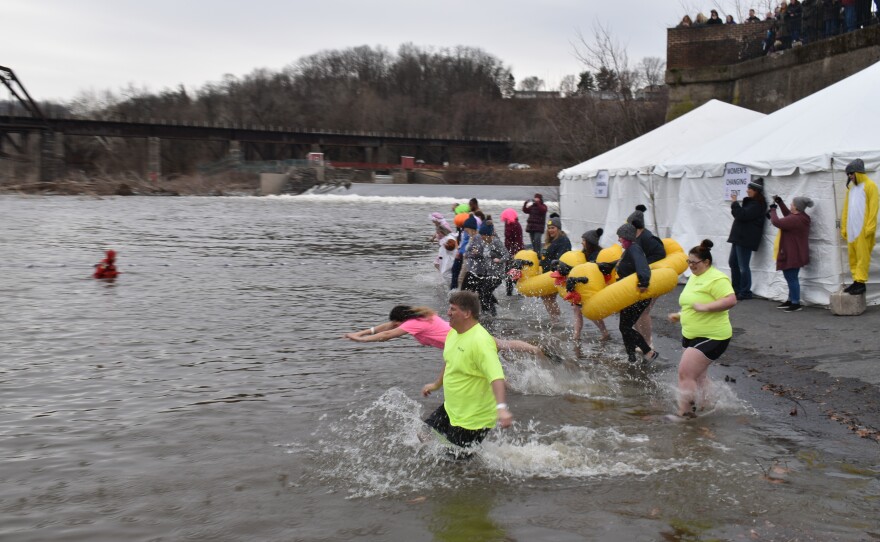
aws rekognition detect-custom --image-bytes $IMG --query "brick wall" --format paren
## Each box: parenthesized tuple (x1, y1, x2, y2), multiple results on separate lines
(668, 23, 773, 69)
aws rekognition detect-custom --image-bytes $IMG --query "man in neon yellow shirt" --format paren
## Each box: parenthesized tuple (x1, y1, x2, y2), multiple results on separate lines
(422, 291, 512, 449)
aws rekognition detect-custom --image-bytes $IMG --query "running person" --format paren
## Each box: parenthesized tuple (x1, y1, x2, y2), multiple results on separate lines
(668, 240, 737, 418)
(421, 291, 512, 449)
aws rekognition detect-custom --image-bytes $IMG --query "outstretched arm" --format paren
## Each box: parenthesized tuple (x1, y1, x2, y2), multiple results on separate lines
(343, 322, 406, 342)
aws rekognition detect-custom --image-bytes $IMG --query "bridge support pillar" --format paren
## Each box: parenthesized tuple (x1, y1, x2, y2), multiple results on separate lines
(376, 145, 389, 165)
(363, 146, 374, 164)
(39, 130, 62, 182)
(228, 140, 242, 166)
(147, 137, 161, 182)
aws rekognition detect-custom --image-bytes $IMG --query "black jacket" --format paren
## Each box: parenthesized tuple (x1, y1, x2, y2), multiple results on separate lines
(728, 197, 767, 251)
(616, 243, 651, 288)
(540, 234, 571, 272)
(635, 228, 666, 264)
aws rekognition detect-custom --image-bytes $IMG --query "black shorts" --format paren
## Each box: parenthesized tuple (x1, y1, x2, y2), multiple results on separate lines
(424, 404, 490, 448)
(681, 336, 731, 361)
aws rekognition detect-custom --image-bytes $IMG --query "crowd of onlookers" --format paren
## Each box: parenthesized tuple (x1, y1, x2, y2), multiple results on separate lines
(677, 1, 880, 54)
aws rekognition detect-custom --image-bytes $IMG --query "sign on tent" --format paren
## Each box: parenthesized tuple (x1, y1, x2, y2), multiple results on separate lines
(724, 162, 750, 200)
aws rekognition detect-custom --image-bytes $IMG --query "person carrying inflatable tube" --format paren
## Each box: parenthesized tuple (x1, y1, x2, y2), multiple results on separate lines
(538, 217, 570, 324)
(507, 249, 558, 297)
(93, 250, 118, 279)
(500, 208, 524, 296)
(563, 229, 611, 341)
(841, 158, 878, 296)
(611, 224, 660, 363)
(629, 204, 666, 350)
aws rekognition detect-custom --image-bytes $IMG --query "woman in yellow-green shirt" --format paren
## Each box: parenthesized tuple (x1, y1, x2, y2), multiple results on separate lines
(668, 240, 737, 418)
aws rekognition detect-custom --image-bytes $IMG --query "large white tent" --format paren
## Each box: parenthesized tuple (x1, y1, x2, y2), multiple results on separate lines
(653, 60, 880, 306)
(558, 99, 766, 252)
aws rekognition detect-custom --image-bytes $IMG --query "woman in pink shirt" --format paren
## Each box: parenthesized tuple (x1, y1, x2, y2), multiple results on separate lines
(344, 305, 547, 357)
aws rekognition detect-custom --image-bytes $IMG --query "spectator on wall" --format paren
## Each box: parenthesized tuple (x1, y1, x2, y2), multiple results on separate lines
(726, 14, 738, 23)
(707, 9, 724, 23)
(694, 12, 709, 24)
(747, 8, 762, 21)
(801, 0, 819, 43)
(786, 0, 803, 43)
(822, 0, 841, 37)
(842, 0, 857, 32)
(678, 14, 693, 27)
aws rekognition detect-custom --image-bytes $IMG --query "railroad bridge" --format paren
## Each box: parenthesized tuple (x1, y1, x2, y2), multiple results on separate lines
(0, 65, 516, 182)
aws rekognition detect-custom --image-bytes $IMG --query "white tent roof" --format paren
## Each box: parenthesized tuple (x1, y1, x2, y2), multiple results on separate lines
(655, 60, 880, 178)
(557, 99, 765, 180)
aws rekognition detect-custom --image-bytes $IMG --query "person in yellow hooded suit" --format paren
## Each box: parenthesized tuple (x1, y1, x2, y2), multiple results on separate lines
(841, 158, 879, 295)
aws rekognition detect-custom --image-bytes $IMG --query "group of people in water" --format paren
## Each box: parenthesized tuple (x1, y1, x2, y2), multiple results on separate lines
(344, 158, 877, 449)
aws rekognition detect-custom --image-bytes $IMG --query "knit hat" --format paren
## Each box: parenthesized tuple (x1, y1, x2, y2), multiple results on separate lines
(478, 221, 495, 236)
(547, 217, 562, 229)
(617, 223, 637, 242)
(846, 158, 866, 174)
(627, 205, 647, 228)
(581, 228, 603, 246)
(748, 177, 765, 192)
(500, 208, 518, 224)
(463, 216, 479, 230)
(792, 196, 814, 212)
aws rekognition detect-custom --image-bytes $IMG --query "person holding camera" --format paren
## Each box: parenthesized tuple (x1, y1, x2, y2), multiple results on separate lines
(668, 240, 737, 419)
(727, 178, 767, 300)
(522, 193, 548, 256)
(768, 195, 814, 311)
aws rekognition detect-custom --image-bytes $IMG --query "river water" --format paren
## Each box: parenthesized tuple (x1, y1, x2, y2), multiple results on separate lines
(1, 190, 877, 541)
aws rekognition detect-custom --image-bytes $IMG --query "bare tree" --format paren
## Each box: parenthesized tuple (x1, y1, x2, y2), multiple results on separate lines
(638, 57, 666, 88)
(558, 74, 577, 96)
(518, 76, 546, 91)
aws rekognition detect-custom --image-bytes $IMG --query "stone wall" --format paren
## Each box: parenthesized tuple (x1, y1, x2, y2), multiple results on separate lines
(668, 22, 772, 69)
(666, 25, 880, 120)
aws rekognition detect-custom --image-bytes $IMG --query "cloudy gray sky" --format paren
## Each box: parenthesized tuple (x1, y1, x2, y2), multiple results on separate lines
(5, 0, 696, 103)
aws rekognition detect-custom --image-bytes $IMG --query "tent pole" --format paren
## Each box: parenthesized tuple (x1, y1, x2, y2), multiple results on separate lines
(830, 156, 847, 289)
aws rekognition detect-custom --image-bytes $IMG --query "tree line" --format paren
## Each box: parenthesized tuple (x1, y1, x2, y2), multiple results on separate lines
(20, 43, 667, 177)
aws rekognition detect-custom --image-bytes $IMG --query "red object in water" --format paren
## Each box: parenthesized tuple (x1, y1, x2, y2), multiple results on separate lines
(93, 250, 119, 279)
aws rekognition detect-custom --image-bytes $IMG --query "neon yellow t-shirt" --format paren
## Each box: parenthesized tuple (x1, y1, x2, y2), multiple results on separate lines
(442, 324, 505, 430)
(679, 266, 734, 340)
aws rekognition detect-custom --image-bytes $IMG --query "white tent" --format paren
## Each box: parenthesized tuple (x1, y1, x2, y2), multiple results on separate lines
(558, 99, 765, 248)
(654, 60, 880, 306)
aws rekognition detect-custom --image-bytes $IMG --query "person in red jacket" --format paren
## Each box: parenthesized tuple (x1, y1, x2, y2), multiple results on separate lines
(522, 193, 548, 256)
(93, 250, 119, 279)
(500, 208, 524, 295)
(769, 196, 813, 312)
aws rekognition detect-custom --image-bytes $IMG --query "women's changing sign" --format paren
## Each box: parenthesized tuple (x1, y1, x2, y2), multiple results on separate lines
(594, 170, 609, 198)
(724, 163, 750, 200)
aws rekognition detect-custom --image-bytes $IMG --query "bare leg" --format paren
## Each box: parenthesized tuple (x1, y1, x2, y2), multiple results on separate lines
(677, 347, 712, 416)
(573, 306, 584, 341)
(635, 298, 656, 348)
(542, 295, 561, 325)
(592, 318, 610, 341)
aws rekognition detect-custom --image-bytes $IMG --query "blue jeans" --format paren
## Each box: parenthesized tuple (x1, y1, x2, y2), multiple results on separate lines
(782, 267, 801, 305)
(728, 244, 753, 297)
(529, 232, 543, 256)
(845, 5, 857, 32)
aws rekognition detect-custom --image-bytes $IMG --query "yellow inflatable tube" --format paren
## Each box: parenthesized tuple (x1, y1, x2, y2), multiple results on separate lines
(553, 250, 588, 298)
(511, 250, 558, 297)
(649, 239, 688, 275)
(562, 262, 606, 307)
(582, 267, 680, 321)
(596, 244, 622, 284)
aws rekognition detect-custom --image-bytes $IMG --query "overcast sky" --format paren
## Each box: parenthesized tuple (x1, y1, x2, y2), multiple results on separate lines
(5, 0, 695, 103)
